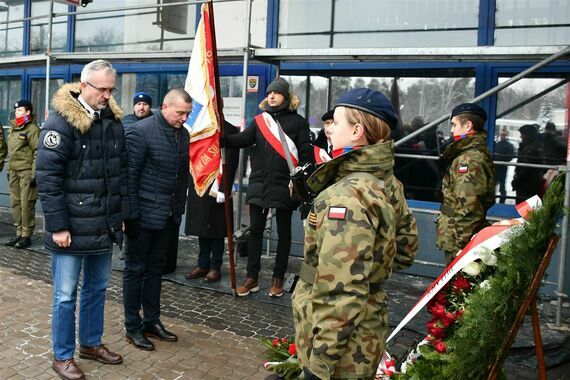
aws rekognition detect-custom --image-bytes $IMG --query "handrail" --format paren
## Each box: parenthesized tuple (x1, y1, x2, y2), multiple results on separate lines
(394, 46, 570, 148)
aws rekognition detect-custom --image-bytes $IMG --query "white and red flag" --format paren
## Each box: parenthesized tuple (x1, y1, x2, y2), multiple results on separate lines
(184, 3, 221, 197)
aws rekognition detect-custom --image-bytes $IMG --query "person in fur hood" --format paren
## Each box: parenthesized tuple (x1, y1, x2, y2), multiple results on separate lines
(36, 60, 127, 380)
(222, 77, 313, 298)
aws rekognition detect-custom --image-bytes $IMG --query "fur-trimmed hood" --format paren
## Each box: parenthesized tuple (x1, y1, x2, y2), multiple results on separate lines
(258, 94, 301, 112)
(51, 82, 123, 134)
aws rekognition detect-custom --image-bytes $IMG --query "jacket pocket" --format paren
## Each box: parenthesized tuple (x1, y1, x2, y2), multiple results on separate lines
(67, 194, 96, 206)
(139, 190, 157, 202)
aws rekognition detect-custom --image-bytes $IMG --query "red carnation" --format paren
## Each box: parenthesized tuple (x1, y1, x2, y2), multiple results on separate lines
(272, 338, 280, 347)
(435, 291, 449, 306)
(288, 343, 297, 356)
(441, 311, 457, 328)
(452, 275, 471, 293)
(431, 303, 447, 319)
(433, 340, 447, 353)
(427, 319, 445, 339)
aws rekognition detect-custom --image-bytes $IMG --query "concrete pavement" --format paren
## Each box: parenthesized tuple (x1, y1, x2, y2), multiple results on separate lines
(0, 206, 569, 379)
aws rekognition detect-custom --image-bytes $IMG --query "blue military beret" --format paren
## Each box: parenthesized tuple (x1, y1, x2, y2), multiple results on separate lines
(451, 103, 487, 122)
(335, 88, 398, 130)
(133, 92, 152, 107)
(14, 99, 33, 110)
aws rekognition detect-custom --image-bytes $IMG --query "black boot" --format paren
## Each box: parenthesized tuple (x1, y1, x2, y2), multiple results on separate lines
(15, 237, 32, 249)
(5, 236, 21, 246)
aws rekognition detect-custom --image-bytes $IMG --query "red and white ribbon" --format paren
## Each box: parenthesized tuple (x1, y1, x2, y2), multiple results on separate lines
(386, 195, 542, 343)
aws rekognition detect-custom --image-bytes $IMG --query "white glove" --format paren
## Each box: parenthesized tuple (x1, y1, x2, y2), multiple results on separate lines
(216, 191, 225, 203)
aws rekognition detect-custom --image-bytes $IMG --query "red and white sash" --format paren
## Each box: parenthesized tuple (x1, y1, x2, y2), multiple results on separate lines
(255, 112, 299, 167)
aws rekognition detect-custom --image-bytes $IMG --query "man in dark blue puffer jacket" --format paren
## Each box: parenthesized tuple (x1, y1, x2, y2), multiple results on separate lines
(122, 88, 191, 351)
(36, 60, 127, 380)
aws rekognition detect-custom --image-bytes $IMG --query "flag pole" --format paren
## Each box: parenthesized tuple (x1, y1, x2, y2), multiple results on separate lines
(206, 0, 237, 294)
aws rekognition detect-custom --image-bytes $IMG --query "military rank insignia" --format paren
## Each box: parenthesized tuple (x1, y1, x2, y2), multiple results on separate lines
(457, 165, 468, 173)
(328, 206, 347, 220)
(308, 211, 318, 227)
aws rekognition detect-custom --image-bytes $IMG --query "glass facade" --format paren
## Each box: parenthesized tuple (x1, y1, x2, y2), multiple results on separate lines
(30, 1, 68, 54)
(0, 1, 24, 57)
(278, 0, 479, 48)
(494, 77, 569, 204)
(0, 76, 22, 125)
(495, 0, 570, 46)
(75, 0, 196, 52)
(31, 77, 69, 125)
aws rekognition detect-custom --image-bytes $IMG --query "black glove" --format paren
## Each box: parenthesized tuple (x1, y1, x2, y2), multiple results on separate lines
(303, 367, 321, 380)
(30, 177, 36, 187)
(124, 219, 140, 239)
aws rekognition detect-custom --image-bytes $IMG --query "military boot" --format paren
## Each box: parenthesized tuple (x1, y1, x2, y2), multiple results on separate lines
(5, 236, 21, 246)
(15, 237, 32, 249)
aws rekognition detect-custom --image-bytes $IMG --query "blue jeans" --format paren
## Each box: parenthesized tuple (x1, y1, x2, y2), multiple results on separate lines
(51, 252, 112, 360)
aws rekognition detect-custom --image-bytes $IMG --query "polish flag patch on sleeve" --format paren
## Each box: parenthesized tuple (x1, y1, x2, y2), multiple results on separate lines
(457, 165, 469, 173)
(328, 206, 347, 220)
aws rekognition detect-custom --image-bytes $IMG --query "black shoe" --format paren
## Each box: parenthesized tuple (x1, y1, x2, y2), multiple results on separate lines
(15, 237, 31, 249)
(126, 330, 155, 351)
(5, 236, 21, 246)
(143, 322, 178, 342)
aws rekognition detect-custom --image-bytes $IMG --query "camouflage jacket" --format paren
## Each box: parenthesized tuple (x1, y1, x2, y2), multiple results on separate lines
(7, 119, 41, 175)
(293, 141, 418, 379)
(436, 133, 495, 253)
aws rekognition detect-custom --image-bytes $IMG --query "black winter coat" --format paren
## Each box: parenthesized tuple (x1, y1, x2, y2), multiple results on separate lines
(36, 83, 128, 255)
(512, 140, 544, 203)
(126, 112, 189, 230)
(122, 111, 153, 129)
(225, 96, 313, 210)
(185, 121, 239, 238)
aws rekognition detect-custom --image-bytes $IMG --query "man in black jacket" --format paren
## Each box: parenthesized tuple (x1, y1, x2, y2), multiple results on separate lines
(223, 77, 313, 298)
(122, 89, 191, 351)
(122, 92, 153, 129)
(36, 59, 126, 380)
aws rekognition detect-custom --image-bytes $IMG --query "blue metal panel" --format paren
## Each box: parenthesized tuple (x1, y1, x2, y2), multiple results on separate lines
(67, 5, 75, 52)
(478, 0, 496, 46)
(266, 0, 279, 48)
(23, 0, 31, 55)
(195, 2, 201, 28)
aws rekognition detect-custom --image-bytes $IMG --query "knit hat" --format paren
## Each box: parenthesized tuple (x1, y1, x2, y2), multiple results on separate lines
(451, 103, 487, 122)
(266, 77, 290, 99)
(133, 92, 152, 107)
(335, 88, 398, 130)
(14, 99, 33, 112)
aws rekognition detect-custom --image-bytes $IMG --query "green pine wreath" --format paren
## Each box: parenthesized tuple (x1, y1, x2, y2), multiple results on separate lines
(397, 176, 565, 379)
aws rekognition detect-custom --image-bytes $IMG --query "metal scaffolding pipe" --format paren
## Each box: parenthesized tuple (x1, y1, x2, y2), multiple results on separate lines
(44, 1, 54, 122)
(556, 161, 570, 326)
(234, 0, 253, 266)
(394, 46, 570, 148)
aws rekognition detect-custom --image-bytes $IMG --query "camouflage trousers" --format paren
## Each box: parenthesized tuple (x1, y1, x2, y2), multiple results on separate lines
(9, 169, 38, 238)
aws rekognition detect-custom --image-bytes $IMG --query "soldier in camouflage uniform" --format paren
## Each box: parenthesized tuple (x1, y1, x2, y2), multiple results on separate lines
(436, 103, 495, 265)
(293, 88, 418, 380)
(5, 100, 40, 249)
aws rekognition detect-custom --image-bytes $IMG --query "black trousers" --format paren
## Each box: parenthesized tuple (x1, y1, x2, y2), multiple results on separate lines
(123, 217, 175, 333)
(246, 204, 292, 281)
